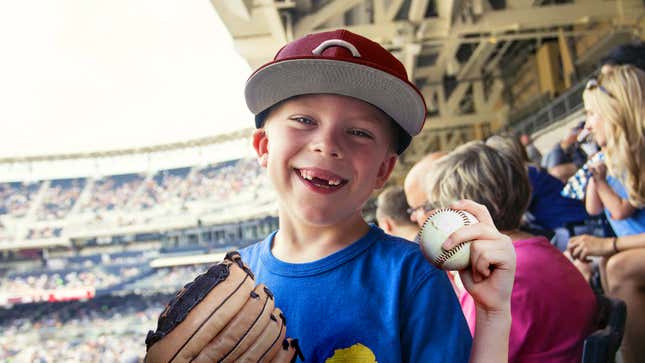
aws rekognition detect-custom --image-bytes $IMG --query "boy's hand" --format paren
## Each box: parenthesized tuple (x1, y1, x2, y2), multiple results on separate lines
(442, 200, 516, 314)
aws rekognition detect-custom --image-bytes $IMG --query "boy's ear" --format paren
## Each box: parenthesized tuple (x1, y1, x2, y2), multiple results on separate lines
(374, 153, 398, 189)
(379, 217, 393, 234)
(252, 129, 269, 167)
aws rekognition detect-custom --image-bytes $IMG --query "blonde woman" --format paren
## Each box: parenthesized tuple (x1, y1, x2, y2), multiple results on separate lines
(567, 65, 645, 363)
(427, 141, 597, 363)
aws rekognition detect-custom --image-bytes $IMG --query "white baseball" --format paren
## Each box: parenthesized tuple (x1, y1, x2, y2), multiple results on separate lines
(416, 208, 478, 271)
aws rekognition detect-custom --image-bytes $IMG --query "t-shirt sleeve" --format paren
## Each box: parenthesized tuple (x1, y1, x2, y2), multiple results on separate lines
(543, 146, 568, 169)
(400, 267, 472, 363)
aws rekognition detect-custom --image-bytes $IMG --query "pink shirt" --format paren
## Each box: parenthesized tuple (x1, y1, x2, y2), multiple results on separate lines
(460, 236, 597, 362)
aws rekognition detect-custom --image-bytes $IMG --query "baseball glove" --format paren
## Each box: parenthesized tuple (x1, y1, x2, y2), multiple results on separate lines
(145, 251, 303, 363)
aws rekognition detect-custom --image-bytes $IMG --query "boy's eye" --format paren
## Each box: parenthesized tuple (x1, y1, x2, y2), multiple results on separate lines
(348, 129, 373, 139)
(290, 116, 314, 125)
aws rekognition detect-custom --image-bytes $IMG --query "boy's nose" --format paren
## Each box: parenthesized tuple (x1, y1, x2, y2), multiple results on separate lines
(311, 133, 343, 158)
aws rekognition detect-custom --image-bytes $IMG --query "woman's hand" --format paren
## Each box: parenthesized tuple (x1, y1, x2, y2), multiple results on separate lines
(567, 234, 615, 261)
(589, 162, 607, 181)
(442, 200, 516, 314)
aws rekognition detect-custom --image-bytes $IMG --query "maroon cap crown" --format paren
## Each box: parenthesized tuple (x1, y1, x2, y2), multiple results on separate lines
(266, 30, 409, 84)
(245, 29, 427, 153)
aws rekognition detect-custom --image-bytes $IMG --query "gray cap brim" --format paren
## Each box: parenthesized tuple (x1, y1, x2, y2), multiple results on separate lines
(245, 59, 426, 138)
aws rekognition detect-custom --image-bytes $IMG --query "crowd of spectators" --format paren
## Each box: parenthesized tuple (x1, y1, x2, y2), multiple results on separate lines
(1, 267, 141, 295)
(375, 43, 645, 363)
(81, 173, 145, 213)
(0, 261, 218, 361)
(132, 167, 192, 210)
(0, 181, 40, 218)
(122, 264, 208, 292)
(37, 178, 85, 220)
(0, 293, 169, 362)
(184, 158, 268, 203)
(0, 158, 274, 243)
(26, 227, 62, 240)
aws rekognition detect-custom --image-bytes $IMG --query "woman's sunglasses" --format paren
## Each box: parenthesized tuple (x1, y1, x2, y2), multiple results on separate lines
(586, 78, 614, 99)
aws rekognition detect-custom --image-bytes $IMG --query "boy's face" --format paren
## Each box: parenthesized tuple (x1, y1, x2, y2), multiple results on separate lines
(253, 94, 398, 227)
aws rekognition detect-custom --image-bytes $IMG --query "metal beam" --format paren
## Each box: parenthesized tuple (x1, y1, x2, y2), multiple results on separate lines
(385, 0, 406, 22)
(373, 0, 387, 23)
(452, 1, 643, 37)
(409, 0, 430, 23)
(484, 40, 512, 73)
(457, 41, 496, 80)
(437, 0, 460, 24)
(423, 113, 499, 130)
(294, 0, 364, 36)
(262, 3, 287, 44)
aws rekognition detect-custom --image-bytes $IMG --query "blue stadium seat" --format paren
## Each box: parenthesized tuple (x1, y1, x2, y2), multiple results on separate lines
(582, 294, 626, 363)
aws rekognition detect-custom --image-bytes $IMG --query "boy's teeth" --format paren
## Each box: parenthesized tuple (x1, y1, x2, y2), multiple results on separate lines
(328, 178, 340, 186)
(301, 170, 313, 180)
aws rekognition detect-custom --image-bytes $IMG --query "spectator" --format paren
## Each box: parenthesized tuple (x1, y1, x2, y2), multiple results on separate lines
(487, 134, 590, 251)
(375, 186, 418, 241)
(402, 152, 447, 227)
(427, 141, 597, 362)
(600, 43, 645, 74)
(519, 133, 542, 165)
(567, 65, 645, 363)
(541, 121, 588, 183)
(402, 151, 476, 334)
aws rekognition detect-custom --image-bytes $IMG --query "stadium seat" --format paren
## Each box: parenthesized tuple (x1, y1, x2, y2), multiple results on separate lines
(582, 294, 627, 363)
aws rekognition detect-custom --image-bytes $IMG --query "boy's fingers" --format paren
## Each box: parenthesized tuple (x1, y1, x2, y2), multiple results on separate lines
(470, 242, 513, 270)
(443, 223, 499, 250)
(450, 200, 494, 226)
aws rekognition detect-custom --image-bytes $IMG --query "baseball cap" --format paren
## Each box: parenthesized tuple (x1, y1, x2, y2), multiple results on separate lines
(244, 29, 427, 153)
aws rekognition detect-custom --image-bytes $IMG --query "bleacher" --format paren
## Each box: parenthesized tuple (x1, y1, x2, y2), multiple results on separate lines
(0, 157, 277, 248)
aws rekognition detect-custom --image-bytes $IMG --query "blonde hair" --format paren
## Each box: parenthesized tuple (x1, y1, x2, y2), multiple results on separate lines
(425, 141, 531, 231)
(583, 65, 645, 207)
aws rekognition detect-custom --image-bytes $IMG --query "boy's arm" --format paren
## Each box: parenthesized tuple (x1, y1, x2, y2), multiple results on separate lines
(471, 308, 512, 363)
(443, 200, 516, 363)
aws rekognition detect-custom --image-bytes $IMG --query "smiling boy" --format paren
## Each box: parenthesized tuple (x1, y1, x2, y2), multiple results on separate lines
(239, 29, 515, 362)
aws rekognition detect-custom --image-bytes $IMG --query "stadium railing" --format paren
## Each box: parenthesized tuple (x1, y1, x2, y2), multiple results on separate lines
(509, 75, 591, 135)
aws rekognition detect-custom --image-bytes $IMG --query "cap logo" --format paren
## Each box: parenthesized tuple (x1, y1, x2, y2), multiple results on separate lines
(311, 39, 361, 58)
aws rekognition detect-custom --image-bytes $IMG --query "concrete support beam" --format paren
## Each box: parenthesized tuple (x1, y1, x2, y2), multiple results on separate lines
(385, 0, 406, 22)
(424, 112, 499, 130)
(457, 41, 496, 80)
(451, 1, 644, 37)
(294, 0, 364, 36)
(437, 0, 460, 24)
(409, 0, 430, 23)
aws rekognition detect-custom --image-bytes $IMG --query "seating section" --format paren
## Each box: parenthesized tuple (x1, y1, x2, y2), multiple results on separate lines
(0, 158, 274, 243)
(81, 173, 145, 213)
(37, 178, 86, 221)
(0, 181, 41, 218)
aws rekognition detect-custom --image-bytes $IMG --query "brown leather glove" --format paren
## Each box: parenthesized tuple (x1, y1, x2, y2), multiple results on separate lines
(145, 251, 303, 363)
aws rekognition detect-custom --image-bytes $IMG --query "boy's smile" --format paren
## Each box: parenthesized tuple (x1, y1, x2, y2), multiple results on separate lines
(253, 94, 398, 227)
(294, 167, 349, 193)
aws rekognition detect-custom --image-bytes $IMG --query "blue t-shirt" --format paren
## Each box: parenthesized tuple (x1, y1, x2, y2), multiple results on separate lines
(527, 166, 589, 229)
(239, 225, 472, 363)
(605, 175, 645, 236)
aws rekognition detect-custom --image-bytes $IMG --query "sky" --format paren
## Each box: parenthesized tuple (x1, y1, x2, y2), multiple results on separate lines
(0, 0, 253, 159)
